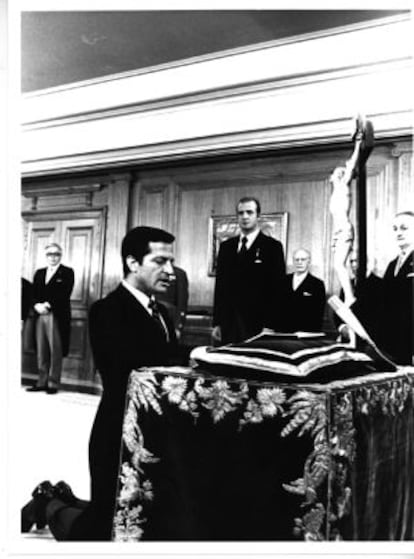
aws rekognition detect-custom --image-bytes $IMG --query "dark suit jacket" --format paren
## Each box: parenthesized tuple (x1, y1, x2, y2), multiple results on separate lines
(158, 265, 189, 331)
(286, 272, 326, 332)
(380, 250, 414, 365)
(33, 264, 74, 356)
(73, 284, 179, 540)
(213, 231, 287, 343)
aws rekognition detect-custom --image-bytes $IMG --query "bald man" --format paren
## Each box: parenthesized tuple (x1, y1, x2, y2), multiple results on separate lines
(286, 249, 326, 332)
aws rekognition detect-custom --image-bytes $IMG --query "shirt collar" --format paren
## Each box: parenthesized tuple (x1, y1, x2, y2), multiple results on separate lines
(121, 279, 152, 314)
(239, 228, 260, 249)
(47, 264, 59, 272)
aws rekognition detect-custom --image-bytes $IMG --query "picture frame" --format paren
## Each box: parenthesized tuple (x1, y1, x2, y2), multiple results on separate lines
(207, 212, 288, 276)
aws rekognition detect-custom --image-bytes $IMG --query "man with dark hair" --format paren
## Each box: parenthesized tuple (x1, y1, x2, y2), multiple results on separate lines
(22, 226, 182, 540)
(213, 197, 287, 344)
(27, 243, 74, 394)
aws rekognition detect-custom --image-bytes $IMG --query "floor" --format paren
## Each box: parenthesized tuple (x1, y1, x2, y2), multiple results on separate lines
(14, 386, 100, 539)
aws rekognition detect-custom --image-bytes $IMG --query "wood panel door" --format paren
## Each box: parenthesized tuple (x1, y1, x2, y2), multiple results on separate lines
(22, 208, 106, 391)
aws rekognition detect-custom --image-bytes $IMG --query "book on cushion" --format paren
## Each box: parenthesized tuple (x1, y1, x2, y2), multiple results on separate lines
(190, 329, 397, 383)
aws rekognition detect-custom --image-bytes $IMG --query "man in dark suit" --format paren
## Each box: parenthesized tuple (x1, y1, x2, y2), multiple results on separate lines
(286, 248, 326, 332)
(22, 226, 182, 540)
(212, 197, 287, 344)
(157, 264, 189, 340)
(27, 243, 74, 394)
(379, 211, 414, 365)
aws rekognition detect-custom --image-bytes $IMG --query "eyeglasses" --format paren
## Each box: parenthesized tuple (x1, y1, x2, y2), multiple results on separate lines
(46, 252, 61, 257)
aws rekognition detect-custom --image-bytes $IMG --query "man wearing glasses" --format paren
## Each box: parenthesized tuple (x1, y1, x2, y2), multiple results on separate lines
(27, 243, 74, 394)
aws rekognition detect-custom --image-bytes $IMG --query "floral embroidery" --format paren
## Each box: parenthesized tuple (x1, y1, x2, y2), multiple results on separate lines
(195, 379, 249, 423)
(113, 368, 414, 542)
(113, 504, 145, 542)
(355, 377, 414, 415)
(240, 387, 286, 426)
(129, 371, 162, 415)
(281, 390, 330, 540)
(292, 503, 326, 541)
(161, 375, 188, 404)
(114, 373, 161, 541)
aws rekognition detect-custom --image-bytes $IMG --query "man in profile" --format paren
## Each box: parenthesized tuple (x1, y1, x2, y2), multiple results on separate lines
(22, 226, 182, 540)
(212, 196, 287, 344)
(286, 248, 326, 332)
(28, 243, 74, 394)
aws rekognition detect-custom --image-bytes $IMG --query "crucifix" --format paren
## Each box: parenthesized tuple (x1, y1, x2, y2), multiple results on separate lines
(329, 115, 375, 306)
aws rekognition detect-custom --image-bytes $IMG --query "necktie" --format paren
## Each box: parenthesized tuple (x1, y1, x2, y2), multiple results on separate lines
(394, 252, 405, 276)
(148, 298, 169, 341)
(239, 236, 248, 257)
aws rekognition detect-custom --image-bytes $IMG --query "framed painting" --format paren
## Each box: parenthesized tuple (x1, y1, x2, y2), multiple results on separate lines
(207, 212, 288, 276)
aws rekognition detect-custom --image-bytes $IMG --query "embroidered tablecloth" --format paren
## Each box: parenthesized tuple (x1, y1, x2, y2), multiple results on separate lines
(112, 366, 414, 541)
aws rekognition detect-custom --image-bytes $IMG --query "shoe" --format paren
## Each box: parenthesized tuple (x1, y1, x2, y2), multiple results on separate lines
(21, 481, 54, 532)
(54, 480, 77, 505)
(46, 388, 58, 394)
(26, 386, 47, 392)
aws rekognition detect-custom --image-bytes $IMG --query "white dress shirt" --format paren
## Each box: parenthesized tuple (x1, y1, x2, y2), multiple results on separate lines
(45, 265, 59, 284)
(237, 228, 260, 252)
(292, 272, 308, 291)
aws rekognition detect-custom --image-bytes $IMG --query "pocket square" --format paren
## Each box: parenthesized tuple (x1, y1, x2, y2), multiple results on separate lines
(303, 292, 312, 296)
(407, 272, 414, 278)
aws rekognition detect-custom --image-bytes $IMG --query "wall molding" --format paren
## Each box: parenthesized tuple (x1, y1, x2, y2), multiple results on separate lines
(21, 15, 413, 178)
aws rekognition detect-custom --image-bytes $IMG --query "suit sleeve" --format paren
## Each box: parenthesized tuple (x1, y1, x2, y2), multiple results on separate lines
(265, 240, 288, 330)
(89, 299, 135, 383)
(175, 268, 189, 325)
(315, 279, 326, 330)
(213, 242, 228, 327)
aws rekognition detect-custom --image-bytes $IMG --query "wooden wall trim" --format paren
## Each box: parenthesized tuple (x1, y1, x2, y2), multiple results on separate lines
(21, 16, 412, 177)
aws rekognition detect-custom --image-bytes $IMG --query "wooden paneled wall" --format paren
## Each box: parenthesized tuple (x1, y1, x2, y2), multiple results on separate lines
(130, 139, 413, 310)
(21, 139, 412, 313)
(21, 138, 412, 388)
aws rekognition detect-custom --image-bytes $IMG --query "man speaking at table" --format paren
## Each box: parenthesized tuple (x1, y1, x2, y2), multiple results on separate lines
(21, 226, 183, 540)
(212, 196, 287, 344)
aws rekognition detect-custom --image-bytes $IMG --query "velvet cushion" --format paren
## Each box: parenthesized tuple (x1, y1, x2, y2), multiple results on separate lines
(190, 332, 395, 383)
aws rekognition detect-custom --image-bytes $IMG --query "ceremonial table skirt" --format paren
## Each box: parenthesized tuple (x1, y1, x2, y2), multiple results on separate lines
(112, 366, 414, 541)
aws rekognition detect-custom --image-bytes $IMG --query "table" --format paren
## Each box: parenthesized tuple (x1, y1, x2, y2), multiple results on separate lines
(112, 366, 414, 541)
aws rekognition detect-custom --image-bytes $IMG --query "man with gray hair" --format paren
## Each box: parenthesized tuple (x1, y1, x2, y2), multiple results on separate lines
(27, 243, 74, 394)
(286, 248, 326, 332)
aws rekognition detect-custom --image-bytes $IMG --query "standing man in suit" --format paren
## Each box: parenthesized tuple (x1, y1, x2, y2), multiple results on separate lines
(380, 211, 414, 365)
(286, 248, 326, 332)
(22, 226, 183, 540)
(27, 243, 74, 394)
(212, 197, 287, 344)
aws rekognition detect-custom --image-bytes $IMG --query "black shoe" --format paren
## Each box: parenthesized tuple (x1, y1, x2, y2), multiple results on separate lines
(26, 386, 47, 392)
(54, 480, 77, 505)
(21, 481, 54, 532)
(46, 388, 58, 394)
